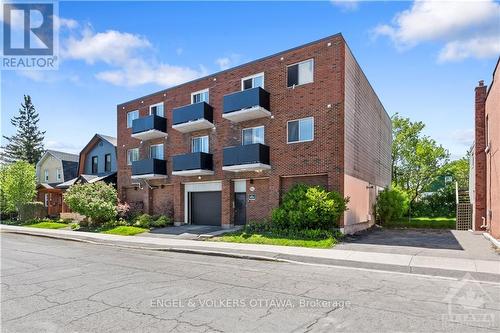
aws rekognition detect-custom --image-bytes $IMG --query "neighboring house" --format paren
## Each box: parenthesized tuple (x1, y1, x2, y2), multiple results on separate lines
(117, 33, 392, 234)
(57, 134, 118, 191)
(470, 57, 499, 239)
(36, 150, 79, 216)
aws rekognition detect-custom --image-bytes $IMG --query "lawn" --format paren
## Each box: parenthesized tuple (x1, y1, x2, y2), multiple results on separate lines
(101, 226, 148, 236)
(26, 222, 68, 229)
(211, 231, 339, 248)
(384, 217, 456, 229)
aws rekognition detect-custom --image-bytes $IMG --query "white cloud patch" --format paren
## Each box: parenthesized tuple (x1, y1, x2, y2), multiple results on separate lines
(215, 54, 241, 70)
(331, 0, 359, 12)
(373, 0, 500, 61)
(57, 23, 207, 87)
(450, 129, 474, 147)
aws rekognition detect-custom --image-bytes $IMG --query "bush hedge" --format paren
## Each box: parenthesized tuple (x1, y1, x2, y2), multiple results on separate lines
(271, 184, 348, 231)
(18, 202, 46, 221)
(375, 187, 409, 224)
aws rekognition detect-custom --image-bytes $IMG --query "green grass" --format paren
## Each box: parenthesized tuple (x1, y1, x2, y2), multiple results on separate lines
(26, 222, 68, 229)
(211, 231, 338, 248)
(385, 217, 456, 229)
(101, 226, 148, 236)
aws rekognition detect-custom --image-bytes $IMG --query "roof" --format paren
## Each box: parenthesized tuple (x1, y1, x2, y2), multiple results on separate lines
(37, 183, 60, 190)
(45, 150, 79, 162)
(118, 33, 344, 106)
(56, 172, 117, 189)
(97, 134, 117, 147)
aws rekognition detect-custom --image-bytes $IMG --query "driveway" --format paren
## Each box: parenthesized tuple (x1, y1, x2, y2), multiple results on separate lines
(140, 224, 239, 240)
(336, 227, 500, 261)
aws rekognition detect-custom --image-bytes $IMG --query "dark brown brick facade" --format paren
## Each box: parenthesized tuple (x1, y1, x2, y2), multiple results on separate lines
(474, 81, 487, 231)
(117, 34, 391, 229)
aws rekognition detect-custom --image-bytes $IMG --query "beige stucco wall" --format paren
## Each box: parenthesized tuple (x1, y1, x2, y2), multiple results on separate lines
(343, 174, 378, 234)
(37, 155, 63, 183)
(485, 61, 499, 239)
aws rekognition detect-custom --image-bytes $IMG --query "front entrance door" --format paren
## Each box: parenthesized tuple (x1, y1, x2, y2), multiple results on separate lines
(234, 193, 246, 225)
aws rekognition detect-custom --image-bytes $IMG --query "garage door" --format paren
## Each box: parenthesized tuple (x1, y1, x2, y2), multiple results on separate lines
(191, 191, 221, 225)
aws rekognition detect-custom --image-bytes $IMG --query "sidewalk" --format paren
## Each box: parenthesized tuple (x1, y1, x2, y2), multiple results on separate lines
(1, 225, 499, 282)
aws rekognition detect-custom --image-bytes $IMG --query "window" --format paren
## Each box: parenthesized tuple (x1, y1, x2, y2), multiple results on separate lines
(150, 103, 164, 117)
(241, 73, 264, 90)
(192, 136, 209, 153)
(287, 59, 314, 87)
(91, 156, 98, 174)
(242, 126, 265, 145)
(287, 117, 314, 143)
(127, 148, 139, 165)
(191, 89, 209, 104)
(150, 144, 164, 160)
(44, 169, 48, 182)
(56, 168, 62, 181)
(127, 110, 139, 128)
(105, 154, 112, 172)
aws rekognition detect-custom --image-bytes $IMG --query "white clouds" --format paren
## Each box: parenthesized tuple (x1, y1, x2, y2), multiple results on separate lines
(374, 0, 500, 61)
(331, 0, 359, 12)
(56, 22, 207, 87)
(215, 54, 241, 70)
(450, 129, 474, 147)
(438, 36, 500, 63)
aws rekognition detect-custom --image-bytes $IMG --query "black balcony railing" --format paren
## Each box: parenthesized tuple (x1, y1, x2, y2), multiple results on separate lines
(132, 115, 167, 135)
(172, 102, 213, 125)
(223, 143, 270, 166)
(223, 87, 270, 114)
(172, 152, 213, 171)
(132, 158, 167, 176)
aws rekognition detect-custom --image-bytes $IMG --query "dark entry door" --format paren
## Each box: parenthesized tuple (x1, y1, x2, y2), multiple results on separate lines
(234, 193, 247, 225)
(191, 191, 221, 225)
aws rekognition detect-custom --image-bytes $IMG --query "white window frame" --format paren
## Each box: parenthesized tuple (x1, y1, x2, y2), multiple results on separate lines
(287, 117, 314, 144)
(44, 169, 49, 182)
(242, 126, 265, 145)
(56, 168, 62, 181)
(287, 58, 314, 87)
(44, 193, 49, 207)
(191, 89, 209, 104)
(127, 110, 139, 128)
(241, 72, 265, 90)
(191, 135, 209, 153)
(127, 148, 139, 166)
(149, 143, 164, 160)
(149, 102, 164, 117)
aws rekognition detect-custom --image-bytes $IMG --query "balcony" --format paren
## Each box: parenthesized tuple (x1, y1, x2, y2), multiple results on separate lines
(222, 143, 271, 172)
(172, 152, 214, 176)
(222, 87, 271, 122)
(131, 158, 167, 179)
(172, 102, 214, 133)
(131, 115, 167, 141)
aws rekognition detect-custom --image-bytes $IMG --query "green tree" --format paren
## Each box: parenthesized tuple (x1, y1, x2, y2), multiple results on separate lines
(440, 157, 469, 189)
(2, 161, 37, 213)
(391, 114, 449, 208)
(64, 182, 118, 225)
(2, 95, 45, 164)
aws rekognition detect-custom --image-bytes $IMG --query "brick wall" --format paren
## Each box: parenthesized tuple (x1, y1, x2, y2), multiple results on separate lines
(474, 81, 487, 231)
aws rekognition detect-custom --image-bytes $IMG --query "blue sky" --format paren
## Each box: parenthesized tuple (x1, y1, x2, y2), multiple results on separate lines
(2, 1, 499, 159)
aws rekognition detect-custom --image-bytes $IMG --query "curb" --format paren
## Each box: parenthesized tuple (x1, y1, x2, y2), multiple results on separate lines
(483, 232, 500, 249)
(3, 228, 500, 283)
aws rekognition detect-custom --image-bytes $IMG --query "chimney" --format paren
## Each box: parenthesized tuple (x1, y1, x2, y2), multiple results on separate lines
(474, 80, 487, 231)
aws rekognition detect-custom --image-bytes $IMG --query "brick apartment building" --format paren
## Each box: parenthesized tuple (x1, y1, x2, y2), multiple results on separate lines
(117, 33, 391, 234)
(471, 57, 499, 239)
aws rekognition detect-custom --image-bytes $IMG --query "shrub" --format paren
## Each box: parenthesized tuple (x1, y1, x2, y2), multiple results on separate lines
(134, 214, 153, 228)
(18, 202, 46, 221)
(271, 184, 348, 231)
(1, 161, 36, 213)
(116, 202, 131, 220)
(151, 215, 172, 228)
(375, 187, 409, 224)
(64, 182, 117, 226)
(411, 186, 455, 218)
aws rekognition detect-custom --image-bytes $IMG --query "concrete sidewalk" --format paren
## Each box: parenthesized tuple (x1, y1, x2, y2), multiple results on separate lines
(1, 225, 499, 282)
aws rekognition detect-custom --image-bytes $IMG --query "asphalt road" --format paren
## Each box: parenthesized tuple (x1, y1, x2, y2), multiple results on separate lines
(1, 233, 499, 333)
